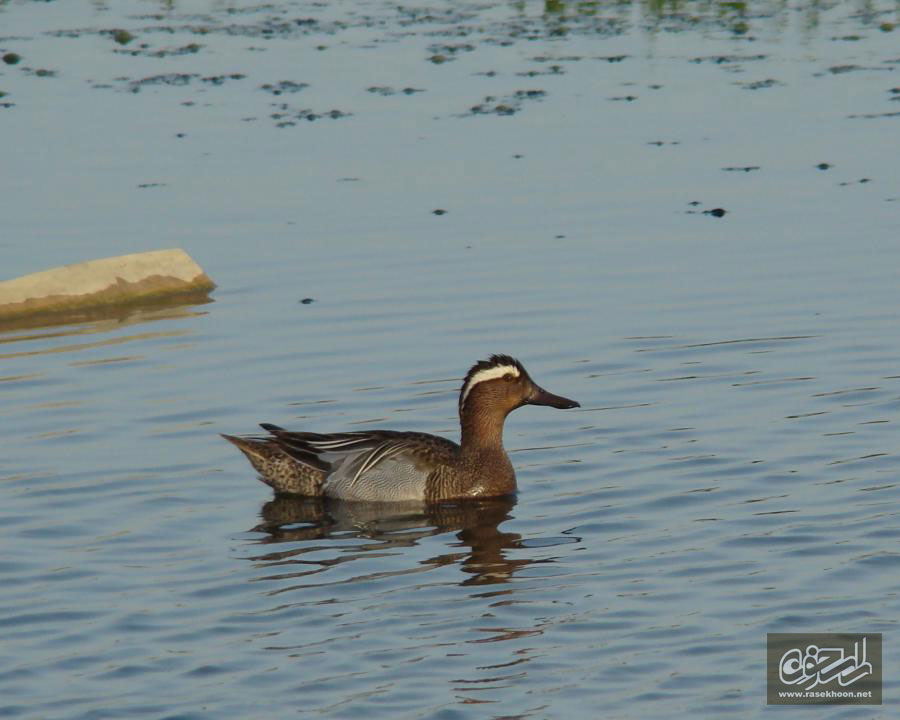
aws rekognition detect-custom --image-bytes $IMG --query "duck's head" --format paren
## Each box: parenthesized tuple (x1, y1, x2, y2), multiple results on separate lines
(459, 354, 580, 419)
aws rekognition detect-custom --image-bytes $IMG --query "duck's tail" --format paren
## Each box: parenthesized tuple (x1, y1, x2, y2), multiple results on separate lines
(221, 434, 326, 496)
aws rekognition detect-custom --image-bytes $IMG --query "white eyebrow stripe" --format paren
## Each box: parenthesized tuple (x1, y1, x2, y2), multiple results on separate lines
(460, 365, 520, 408)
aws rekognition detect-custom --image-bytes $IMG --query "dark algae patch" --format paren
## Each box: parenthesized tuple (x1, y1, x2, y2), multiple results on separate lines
(467, 89, 547, 116)
(686, 202, 728, 218)
(689, 54, 768, 65)
(203, 74, 246, 86)
(114, 43, 204, 58)
(516, 65, 565, 77)
(126, 73, 197, 92)
(261, 81, 309, 95)
(426, 43, 475, 64)
(270, 105, 351, 127)
(366, 86, 425, 96)
(741, 79, 783, 90)
(110, 29, 135, 45)
(121, 73, 245, 93)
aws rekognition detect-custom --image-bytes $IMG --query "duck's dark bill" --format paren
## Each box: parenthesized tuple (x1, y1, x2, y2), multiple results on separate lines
(528, 386, 580, 409)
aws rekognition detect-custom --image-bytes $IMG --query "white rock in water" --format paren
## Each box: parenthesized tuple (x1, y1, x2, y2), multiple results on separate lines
(0, 248, 215, 321)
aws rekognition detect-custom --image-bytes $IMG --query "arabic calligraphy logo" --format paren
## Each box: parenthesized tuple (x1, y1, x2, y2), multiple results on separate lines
(778, 637, 873, 690)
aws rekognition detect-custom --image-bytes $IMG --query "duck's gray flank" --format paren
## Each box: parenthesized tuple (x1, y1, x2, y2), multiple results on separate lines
(222, 354, 579, 500)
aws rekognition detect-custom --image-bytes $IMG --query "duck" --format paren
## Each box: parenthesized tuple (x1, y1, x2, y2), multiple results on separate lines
(222, 355, 579, 501)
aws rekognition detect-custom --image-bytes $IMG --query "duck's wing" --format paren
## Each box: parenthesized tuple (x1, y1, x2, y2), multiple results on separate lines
(261, 424, 412, 466)
(261, 424, 459, 501)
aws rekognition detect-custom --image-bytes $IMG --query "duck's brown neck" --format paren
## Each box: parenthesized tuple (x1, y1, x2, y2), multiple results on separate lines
(459, 404, 508, 455)
(456, 401, 517, 496)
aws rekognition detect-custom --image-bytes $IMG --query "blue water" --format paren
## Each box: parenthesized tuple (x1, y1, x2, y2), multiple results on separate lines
(1, 1, 898, 717)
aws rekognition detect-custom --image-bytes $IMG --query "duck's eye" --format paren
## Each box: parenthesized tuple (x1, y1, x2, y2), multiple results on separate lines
(503, 373, 515, 382)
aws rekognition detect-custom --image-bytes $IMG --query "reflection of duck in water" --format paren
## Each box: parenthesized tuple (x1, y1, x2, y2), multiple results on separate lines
(224, 355, 579, 500)
(250, 495, 532, 586)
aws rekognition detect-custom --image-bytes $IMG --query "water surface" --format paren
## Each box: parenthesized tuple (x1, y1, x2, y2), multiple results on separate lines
(1, 1, 899, 717)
